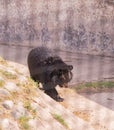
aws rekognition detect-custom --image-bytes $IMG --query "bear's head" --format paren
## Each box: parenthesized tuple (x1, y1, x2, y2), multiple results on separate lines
(50, 64, 73, 88)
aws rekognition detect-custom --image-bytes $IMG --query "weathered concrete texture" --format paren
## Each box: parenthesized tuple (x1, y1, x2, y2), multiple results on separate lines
(0, 0, 114, 56)
(59, 88, 114, 130)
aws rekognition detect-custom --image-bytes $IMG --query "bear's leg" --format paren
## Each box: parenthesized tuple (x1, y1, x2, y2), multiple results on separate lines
(44, 88, 64, 102)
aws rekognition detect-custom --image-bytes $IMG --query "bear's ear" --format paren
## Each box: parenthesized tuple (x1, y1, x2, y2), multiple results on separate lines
(68, 65, 73, 70)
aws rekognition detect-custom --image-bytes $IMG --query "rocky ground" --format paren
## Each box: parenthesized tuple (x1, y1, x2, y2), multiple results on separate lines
(0, 56, 114, 130)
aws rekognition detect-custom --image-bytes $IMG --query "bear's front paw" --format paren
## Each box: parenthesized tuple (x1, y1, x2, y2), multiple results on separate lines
(55, 95, 64, 102)
(44, 89, 64, 102)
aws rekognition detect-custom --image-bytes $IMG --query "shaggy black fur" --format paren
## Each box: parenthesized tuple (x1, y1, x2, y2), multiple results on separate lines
(27, 47, 73, 102)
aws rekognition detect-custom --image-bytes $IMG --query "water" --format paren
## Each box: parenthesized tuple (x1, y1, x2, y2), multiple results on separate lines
(0, 44, 114, 85)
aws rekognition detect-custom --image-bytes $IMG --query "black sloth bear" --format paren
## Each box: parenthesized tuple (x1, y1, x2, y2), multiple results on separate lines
(27, 47, 73, 102)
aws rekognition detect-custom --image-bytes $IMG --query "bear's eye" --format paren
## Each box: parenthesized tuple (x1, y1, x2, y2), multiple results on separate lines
(59, 70, 62, 74)
(58, 69, 63, 75)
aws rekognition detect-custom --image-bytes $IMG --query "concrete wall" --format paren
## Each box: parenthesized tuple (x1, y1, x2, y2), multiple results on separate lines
(0, 0, 114, 56)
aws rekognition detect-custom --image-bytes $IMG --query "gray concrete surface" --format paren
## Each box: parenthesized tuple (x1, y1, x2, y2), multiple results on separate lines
(59, 88, 114, 130)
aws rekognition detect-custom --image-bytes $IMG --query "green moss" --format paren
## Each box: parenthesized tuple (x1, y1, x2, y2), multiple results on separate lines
(0, 79, 5, 87)
(75, 81, 114, 91)
(24, 101, 32, 111)
(27, 77, 38, 87)
(0, 57, 7, 65)
(52, 113, 69, 129)
(18, 77, 38, 90)
(32, 109, 37, 116)
(0, 69, 17, 79)
(24, 101, 37, 118)
(19, 116, 30, 130)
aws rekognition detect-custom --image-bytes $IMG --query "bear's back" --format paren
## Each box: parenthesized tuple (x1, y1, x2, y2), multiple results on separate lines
(28, 47, 55, 67)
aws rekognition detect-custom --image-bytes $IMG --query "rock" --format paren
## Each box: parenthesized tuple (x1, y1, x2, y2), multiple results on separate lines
(11, 102, 28, 119)
(0, 76, 4, 81)
(2, 100, 14, 110)
(1, 118, 19, 130)
(4, 82, 20, 92)
(1, 118, 9, 129)
(18, 75, 27, 82)
(0, 88, 10, 97)
(28, 119, 37, 129)
(31, 102, 38, 110)
(6, 69, 17, 75)
(28, 119, 45, 130)
(2, 119, 9, 128)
